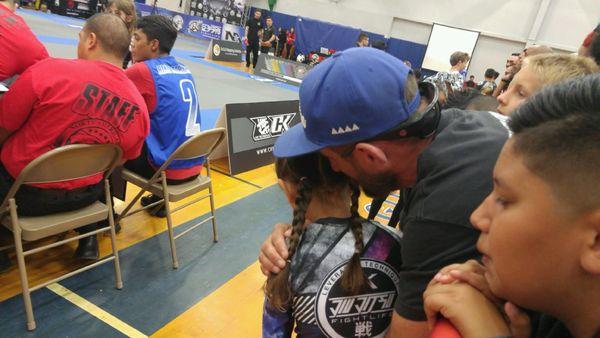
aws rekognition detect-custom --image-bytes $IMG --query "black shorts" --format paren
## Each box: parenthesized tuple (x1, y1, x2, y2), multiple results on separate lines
(0, 162, 103, 217)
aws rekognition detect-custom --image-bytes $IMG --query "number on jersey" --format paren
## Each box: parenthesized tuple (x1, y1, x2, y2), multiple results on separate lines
(179, 79, 201, 136)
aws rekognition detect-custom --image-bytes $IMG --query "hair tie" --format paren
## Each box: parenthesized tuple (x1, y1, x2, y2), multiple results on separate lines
(299, 177, 311, 188)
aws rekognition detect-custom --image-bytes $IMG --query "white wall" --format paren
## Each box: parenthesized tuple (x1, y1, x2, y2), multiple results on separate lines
(389, 17, 431, 44)
(536, 0, 600, 50)
(469, 36, 525, 82)
(248, 0, 600, 80)
(156, 0, 186, 13)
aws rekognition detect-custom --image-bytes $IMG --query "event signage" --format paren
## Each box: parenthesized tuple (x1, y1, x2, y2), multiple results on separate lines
(206, 39, 244, 62)
(212, 101, 300, 175)
(188, 18, 222, 40)
(254, 54, 312, 87)
(188, 0, 245, 26)
(136, 3, 243, 42)
(222, 23, 244, 43)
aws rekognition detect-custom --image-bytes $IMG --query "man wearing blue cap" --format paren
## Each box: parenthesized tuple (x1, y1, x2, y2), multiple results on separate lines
(259, 47, 510, 337)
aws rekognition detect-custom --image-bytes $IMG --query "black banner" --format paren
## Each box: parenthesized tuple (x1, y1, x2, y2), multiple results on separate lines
(188, 0, 244, 25)
(254, 54, 312, 87)
(207, 39, 244, 62)
(50, 0, 98, 18)
(224, 100, 300, 175)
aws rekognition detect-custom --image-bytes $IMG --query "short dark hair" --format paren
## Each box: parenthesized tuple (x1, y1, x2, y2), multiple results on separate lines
(358, 32, 369, 42)
(509, 74, 600, 212)
(443, 89, 496, 111)
(371, 40, 387, 50)
(413, 68, 422, 80)
(484, 68, 496, 78)
(493, 71, 500, 79)
(590, 31, 600, 65)
(84, 13, 131, 59)
(136, 15, 178, 54)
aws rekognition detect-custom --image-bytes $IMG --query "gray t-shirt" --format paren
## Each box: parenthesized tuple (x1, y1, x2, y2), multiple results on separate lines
(394, 108, 509, 320)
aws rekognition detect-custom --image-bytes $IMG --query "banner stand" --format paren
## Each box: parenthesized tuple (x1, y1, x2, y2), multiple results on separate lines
(209, 100, 300, 176)
(205, 39, 244, 62)
(205, 40, 214, 61)
(254, 54, 312, 87)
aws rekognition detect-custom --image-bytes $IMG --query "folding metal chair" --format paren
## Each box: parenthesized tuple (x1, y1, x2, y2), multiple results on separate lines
(117, 128, 226, 269)
(0, 144, 123, 331)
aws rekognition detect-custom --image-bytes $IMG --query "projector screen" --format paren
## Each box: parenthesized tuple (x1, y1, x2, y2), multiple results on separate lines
(422, 24, 480, 73)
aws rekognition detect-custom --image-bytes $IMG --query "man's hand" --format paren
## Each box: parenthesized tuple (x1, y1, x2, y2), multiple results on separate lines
(259, 223, 291, 276)
(423, 282, 510, 338)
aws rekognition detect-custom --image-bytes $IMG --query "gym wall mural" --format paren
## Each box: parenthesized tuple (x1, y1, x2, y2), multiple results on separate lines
(188, 0, 246, 25)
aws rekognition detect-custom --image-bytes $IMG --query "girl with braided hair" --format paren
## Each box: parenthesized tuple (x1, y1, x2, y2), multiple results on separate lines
(263, 153, 402, 338)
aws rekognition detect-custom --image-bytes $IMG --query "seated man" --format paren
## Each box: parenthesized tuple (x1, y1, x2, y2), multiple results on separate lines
(125, 15, 204, 217)
(0, 0, 49, 82)
(0, 14, 149, 265)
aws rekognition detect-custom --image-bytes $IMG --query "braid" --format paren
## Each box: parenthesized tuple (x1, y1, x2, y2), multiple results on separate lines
(264, 178, 312, 309)
(288, 178, 312, 257)
(340, 182, 368, 295)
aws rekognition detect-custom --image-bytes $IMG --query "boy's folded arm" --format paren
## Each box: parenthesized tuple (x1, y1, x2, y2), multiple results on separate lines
(423, 282, 511, 338)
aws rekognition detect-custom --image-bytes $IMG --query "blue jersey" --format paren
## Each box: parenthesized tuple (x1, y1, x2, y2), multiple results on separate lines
(145, 56, 203, 169)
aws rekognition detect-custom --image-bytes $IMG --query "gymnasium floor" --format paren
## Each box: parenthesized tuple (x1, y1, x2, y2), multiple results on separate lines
(0, 9, 396, 337)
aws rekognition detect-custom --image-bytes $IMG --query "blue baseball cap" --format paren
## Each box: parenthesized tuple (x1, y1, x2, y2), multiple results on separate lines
(274, 47, 421, 158)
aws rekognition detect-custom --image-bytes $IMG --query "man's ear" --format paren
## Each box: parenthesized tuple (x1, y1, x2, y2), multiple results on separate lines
(353, 142, 388, 169)
(278, 179, 296, 206)
(580, 210, 600, 275)
(150, 39, 160, 53)
(86, 32, 98, 50)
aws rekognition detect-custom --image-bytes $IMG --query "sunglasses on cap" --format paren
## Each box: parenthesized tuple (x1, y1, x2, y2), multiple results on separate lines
(339, 81, 441, 157)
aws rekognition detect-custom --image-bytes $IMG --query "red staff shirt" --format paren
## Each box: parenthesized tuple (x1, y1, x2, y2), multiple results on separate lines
(0, 4, 49, 81)
(0, 58, 150, 189)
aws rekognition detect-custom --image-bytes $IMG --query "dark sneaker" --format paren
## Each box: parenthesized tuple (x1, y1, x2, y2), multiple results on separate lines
(141, 194, 162, 207)
(0, 251, 11, 273)
(74, 235, 99, 260)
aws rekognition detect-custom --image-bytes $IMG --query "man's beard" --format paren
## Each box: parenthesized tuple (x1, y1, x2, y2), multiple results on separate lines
(357, 170, 398, 199)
